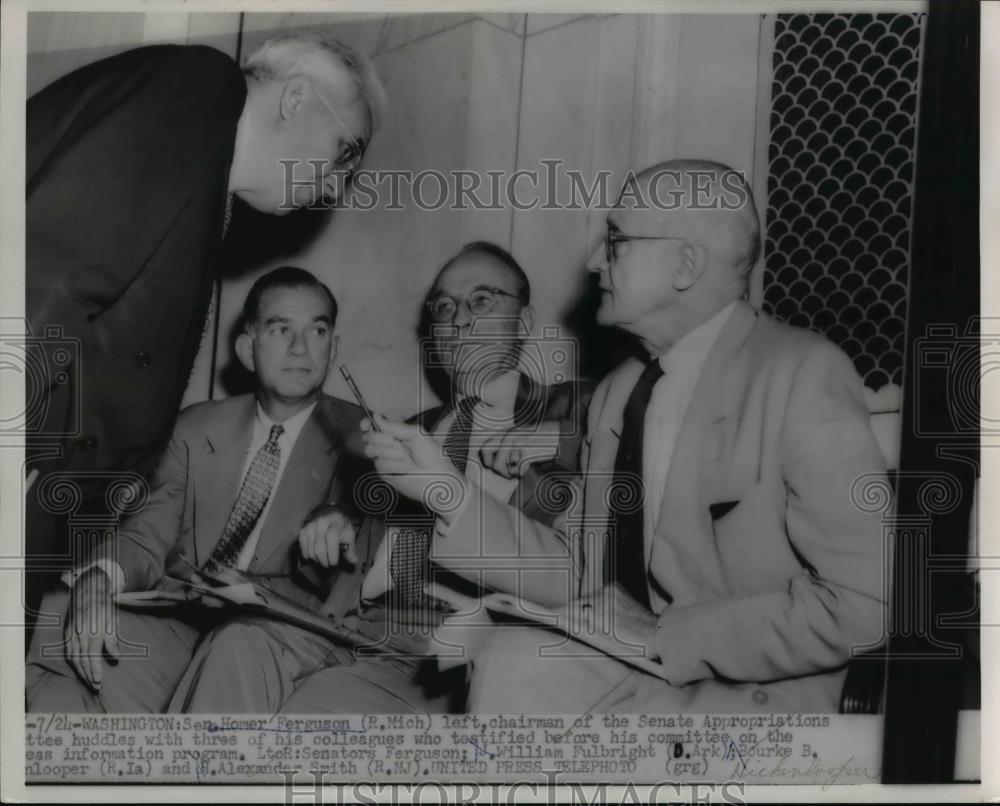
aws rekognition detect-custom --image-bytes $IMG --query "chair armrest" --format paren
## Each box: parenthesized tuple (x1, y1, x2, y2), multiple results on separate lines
(839, 650, 887, 714)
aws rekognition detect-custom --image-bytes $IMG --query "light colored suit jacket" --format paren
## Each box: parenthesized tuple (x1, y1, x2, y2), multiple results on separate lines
(441, 302, 889, 711)
(99, 393, 366, 611)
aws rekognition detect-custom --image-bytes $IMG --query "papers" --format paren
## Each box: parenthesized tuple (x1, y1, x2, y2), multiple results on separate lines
(116, 568, 383, 652)
(428, 583, 671, 681)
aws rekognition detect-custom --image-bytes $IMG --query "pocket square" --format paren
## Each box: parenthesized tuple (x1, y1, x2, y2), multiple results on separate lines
(709, 500, 740, 520)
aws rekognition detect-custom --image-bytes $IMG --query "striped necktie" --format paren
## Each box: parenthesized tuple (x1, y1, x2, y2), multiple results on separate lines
(203, 423, 284, 575)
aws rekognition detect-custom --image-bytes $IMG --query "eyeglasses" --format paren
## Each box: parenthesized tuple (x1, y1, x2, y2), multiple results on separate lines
(605, 230, 687, 264)
(425, 287, 523, 323)
(314, 89, 367, 169)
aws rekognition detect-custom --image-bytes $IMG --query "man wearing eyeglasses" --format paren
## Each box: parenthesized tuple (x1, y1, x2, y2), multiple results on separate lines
(167, 241, 593, 713)
(25, 33, 383, 627)
(364, 160, 888, 714)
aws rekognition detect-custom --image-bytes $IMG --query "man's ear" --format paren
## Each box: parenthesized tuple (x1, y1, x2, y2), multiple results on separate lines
(518, 304, 535, 337)
(673, 242, 708, 291)
(235, 332, 256, 374)
(328, 334, 340, 369)
(279, 75, 312, 120)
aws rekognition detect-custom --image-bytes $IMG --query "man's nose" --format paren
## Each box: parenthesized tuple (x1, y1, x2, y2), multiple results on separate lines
(288, 331, 308, 354)
(451, 304, 473, 329)
(586, 241, 608, 275)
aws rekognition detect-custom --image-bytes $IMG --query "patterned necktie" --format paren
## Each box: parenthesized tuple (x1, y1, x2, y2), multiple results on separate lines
(605, 358, 665, 608)
(390, 396, 479, 605)
(203, 423, 284, 575)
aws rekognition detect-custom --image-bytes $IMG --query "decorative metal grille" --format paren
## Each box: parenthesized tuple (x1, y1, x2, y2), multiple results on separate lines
(763, 13, 923, 392)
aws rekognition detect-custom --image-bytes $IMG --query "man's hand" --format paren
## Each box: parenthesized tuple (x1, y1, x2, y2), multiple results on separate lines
(64, 566, 120, 692)
(299, 505, 358, 568)
(361, 414, 467, 518)
(560, 583, 660, 660)
(480, 421, 561, 479)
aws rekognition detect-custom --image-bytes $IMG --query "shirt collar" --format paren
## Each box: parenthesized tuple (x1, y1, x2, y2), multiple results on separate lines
(658, 299, 738, 375)
(252, 400, 317, 449)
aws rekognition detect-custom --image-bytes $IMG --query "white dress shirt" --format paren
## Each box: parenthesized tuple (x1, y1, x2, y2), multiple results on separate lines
(642, 301, 736, 612)
(75, 400, 317, 592)
(361, 370, 536, 602)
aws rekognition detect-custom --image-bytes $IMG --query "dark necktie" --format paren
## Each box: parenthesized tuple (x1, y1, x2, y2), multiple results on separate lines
(605, 358, 665, 608)
(390, 396, 479, 605)
(203, 423, 284, 575)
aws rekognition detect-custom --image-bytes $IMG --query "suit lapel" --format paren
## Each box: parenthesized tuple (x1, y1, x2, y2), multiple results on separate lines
(253, 405, 338, 571)
(510, 374, 547, 508)
(194, 396, 256, 565)
(416, 403, 447, 432)
(513, 373, 546, 429)
(652, 301, 757, 602)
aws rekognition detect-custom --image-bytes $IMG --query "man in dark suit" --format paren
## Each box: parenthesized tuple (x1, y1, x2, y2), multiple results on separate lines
(365, 163, 889, 714)
(25, 34, 381, 616)
(169, 242, 593, 713)
(26, 267, 366, 713)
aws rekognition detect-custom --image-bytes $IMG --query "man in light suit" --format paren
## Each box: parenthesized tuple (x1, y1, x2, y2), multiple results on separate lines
(25, 34, 382, 621)
(171, 242, 592, 713)
(26, 267, 366, 713)
(364, 161, 889, 713)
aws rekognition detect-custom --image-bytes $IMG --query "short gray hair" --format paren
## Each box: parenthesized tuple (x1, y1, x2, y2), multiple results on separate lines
(242, 31, 385, 140)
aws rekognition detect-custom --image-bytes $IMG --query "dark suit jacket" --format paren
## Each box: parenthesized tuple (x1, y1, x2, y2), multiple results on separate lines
(97, 393, 367, 612)
(26, 45, 246, 522)
(322, 375, 593, 621)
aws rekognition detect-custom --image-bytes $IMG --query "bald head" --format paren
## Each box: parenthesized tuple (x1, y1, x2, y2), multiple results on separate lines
(431, 241, 530, 304)
(590, 160, 761, 351)
(628, 160, 761, 282)
(229, 33, 384, 214)
(243, 32, 385, 144)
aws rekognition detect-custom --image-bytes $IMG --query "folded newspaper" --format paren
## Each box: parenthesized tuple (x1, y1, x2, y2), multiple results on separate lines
(115, 566, 383, 652)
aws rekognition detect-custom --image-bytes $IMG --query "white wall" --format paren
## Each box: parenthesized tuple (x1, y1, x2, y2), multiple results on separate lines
(27, 12, 240, 95)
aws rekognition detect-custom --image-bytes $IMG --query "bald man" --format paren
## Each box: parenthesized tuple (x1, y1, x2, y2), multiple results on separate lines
(363, 160, 889, 713)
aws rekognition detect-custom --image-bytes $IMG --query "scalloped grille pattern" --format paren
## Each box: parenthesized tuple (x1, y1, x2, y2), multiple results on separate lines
(763, 13, 923, 391)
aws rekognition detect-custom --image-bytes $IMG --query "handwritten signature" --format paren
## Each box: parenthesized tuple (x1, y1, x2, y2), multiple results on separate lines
(720, 734, 747, 769)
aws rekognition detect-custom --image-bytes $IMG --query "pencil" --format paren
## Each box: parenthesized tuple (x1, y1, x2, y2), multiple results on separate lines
(339, 365, 381, 432)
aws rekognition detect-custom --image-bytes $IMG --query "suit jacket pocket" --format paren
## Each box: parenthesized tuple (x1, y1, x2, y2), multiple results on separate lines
(709, 500, 740, 521)
(709, 481, 802, 593)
